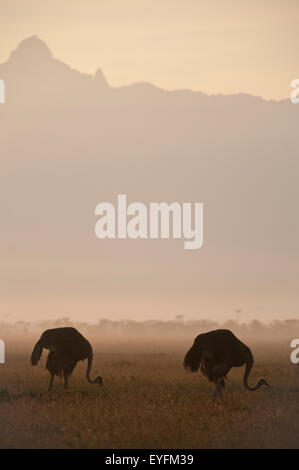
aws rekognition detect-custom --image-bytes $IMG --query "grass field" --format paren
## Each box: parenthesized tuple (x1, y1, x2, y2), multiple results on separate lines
(0, 338, 298, 449)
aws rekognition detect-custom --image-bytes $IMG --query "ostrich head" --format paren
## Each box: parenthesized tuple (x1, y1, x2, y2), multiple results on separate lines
(95, 375, 103, 386)
(243, 353, 270, 391)
(86, 353, 104, 386)
(256, 377, 270, 389)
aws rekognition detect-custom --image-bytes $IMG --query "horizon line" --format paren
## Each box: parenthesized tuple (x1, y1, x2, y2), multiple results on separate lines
(0, 35, 290, 104)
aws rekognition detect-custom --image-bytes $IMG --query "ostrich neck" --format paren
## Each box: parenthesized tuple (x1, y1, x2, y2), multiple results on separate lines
(243, 351, 256, 391)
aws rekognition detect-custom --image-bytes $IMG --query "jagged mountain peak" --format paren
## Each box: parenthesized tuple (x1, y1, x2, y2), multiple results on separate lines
(94, 68, 109, 87)
(9, 36, 53, 63)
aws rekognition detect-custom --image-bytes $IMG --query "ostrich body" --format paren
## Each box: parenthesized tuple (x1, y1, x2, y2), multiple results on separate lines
(184, 329, 269, 402)
(31, 327, 103, 391)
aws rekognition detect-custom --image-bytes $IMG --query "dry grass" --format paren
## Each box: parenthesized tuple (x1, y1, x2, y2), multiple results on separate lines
(0, 340, 298, 449)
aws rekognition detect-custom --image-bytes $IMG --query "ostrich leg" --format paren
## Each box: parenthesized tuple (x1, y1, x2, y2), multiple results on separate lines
(48, 374, 55, 392)
(219, 384, 224, 400)
(213, 377, 222, 403)
(63, 372, 69, 389)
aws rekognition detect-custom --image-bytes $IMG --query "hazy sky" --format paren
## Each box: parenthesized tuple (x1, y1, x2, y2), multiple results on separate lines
(1, 0, 298, 99)
(1, 1, 298, 324)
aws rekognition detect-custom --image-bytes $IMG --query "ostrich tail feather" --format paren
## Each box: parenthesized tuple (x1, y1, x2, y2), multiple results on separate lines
(184, 342, 202, 372)
(31, 339, 43, 365)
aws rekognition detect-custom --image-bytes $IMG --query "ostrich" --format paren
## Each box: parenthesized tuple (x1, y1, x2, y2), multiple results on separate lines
(184, 329, 269, 402)
(31, 327, 103, 391)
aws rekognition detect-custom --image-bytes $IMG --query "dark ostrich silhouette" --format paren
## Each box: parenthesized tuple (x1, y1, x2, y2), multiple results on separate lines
(31, 327, 103, 391)
(184, 329, 269, 402)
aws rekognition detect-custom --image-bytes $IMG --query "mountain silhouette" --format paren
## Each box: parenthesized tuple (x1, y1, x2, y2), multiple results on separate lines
(2, 36, 284, 106)
(0, 37, 298, 322)
(9, 36, 53, 63)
